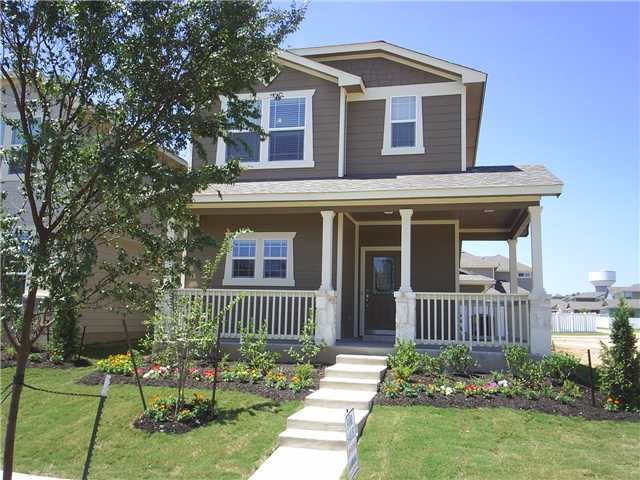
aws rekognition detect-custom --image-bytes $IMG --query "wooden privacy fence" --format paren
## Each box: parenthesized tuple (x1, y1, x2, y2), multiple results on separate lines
(174, 288, 316, 340)
(415, 292, 531, 347)
(552, 312, 598, 333)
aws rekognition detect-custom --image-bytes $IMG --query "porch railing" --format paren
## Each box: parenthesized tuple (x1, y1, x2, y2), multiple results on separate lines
(175, 288, 316, 340)
(415, 292, 530, 347)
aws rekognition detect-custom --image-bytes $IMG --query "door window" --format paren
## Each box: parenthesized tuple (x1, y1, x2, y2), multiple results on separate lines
(373, 257, 394, 293)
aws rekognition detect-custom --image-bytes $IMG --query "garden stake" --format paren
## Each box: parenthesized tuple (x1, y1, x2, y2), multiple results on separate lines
(122, 318, 147, 411)
(77, 326, 87, 361)
(82, 375, 111, 480)
(587, 349, 596, 407)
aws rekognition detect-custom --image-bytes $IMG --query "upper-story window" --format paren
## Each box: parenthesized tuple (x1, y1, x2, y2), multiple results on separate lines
(225, 100, 262, 164)
(216, 90, 315, 170)
(381, 94, 425, 156)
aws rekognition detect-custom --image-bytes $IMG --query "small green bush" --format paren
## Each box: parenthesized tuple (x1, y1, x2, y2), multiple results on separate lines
(239, 323, 280, 374)
(289, 363, 314, 393)
(388, 340, 421, 373)
(287, 316, 325, 365)
(381, 379, 402, 398)
(503, 345, 529, 377)
(28, 352, 43, 363)
(392, 365, 415, 383)
(542, 352, 579, 384)
(421, 353, 444, 376)
(440, 344, 475, 375)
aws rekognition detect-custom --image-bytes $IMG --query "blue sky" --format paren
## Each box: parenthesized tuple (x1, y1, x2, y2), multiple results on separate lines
(282, 1, 640, 295)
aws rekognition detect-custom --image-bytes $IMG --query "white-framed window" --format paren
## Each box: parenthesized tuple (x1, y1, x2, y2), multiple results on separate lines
(518, 272, 531, 278)
(223, 232, 296, 286)
(225, 100, 262, 164)
(381, 95, 425, 156)
(216, 90, 314, 169)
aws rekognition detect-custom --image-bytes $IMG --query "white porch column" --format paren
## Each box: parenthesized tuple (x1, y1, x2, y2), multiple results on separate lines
(395, 208, 416, 342)
(528, 205, 551, 356)
(507, 238, 518, 294)
(316, 210, 337, 346)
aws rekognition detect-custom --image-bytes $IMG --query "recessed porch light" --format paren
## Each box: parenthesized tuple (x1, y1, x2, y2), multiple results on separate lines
(384, 211, 394, 215)
(483, 209, 495, 213)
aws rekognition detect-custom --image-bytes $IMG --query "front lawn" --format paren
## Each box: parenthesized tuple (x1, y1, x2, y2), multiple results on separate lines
(0, 366, 300, 479)
(357, 405, 640, 480)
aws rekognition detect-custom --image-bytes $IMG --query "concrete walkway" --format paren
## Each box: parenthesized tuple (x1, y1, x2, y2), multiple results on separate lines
(250, 354, 387, 480)
(0, 473, 69, 480)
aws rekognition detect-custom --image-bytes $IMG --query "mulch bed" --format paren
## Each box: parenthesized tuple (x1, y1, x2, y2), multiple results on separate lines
(78, 363, 324, 403)
(133, 413, 217, 434)
(1, 357, 91, 369)
(375, 373, 640, 422)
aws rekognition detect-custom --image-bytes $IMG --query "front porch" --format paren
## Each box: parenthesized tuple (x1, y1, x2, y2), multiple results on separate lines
(181, 198, 552, 357)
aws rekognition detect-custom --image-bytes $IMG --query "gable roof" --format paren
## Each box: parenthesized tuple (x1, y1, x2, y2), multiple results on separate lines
(276, 50, 364, 92)
(461, 251, 531, 273)
(289, 41, 487, 84)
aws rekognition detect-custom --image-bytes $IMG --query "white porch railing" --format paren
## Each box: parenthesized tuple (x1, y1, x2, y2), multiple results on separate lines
(415, 292, 531, 347)
(175, 288, 316, 340)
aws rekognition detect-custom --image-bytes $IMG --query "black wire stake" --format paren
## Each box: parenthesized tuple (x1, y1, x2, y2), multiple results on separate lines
(587, 349, 596, 407)
(122, 318, 147, 411)
(82, 374, 111, 480)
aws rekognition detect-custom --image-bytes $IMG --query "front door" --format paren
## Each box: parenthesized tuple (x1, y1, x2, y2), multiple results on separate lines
(364, 251, 401, 334)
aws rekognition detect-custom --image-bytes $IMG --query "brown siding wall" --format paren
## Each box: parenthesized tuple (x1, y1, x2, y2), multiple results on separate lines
(323, 58, 450, 87)
(359, 224, 455, 292)
(191, 213, 324, 290)
(346, 95, 461, 176)
(193, 67, 340, 180)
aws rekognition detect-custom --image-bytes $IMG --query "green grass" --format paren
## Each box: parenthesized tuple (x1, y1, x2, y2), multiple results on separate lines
(1, 366, 300, 479)
(356, 405, 640, 480)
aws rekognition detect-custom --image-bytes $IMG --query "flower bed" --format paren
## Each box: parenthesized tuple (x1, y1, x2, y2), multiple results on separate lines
(378, 342, 640, 422)
(79, 361, 323, 403)
(133, 393, 215, 434)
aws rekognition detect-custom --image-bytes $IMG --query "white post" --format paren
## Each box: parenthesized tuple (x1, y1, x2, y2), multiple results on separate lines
(399, 209, 413, 293)
(316, 210, 337, 345)
(395, 209, 416, 342)
(507, 238, 518, 294)
(528, 205, 551, 356)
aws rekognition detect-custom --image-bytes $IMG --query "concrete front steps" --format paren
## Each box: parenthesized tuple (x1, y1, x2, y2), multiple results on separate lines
(249, 354, 387, 480)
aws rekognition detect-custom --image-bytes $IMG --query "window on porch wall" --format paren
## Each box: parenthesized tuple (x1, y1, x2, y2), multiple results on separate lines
(231, 240, 256, 278)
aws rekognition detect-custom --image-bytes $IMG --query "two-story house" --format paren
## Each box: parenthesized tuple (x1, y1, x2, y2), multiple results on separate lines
(460, 251, 532, 293)
(186, 41, 563, 357)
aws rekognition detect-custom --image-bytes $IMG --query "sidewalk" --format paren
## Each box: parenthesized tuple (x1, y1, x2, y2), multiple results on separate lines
(0, 473, 70, 480)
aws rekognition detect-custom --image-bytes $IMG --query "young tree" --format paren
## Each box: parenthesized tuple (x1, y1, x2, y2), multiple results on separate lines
(599, 298, 640, 410)
(0, 2, 303, 477)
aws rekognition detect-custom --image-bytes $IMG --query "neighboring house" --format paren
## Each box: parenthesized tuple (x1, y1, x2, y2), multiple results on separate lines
(551, 291, 608, 314)
(460, 251, 532, 293)
(0, 78, 188, 344)
(187, 41, 563, 357)
(605, 284, 640, 317)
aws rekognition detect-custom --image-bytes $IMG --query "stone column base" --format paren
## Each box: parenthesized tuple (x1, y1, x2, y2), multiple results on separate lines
(529, 292, 552, 357)
(394, 290, 416, 343)
(315, 289, 337, 346)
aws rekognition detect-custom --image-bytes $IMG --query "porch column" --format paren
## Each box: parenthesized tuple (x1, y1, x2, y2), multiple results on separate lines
(528, 205, 551, 356)
(395, 209, 416, 342)
(507, 238, 518, 294)
(316, 210, 337, 346)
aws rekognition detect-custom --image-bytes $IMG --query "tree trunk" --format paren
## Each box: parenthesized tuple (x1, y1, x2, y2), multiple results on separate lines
(3, 284, 38, 480)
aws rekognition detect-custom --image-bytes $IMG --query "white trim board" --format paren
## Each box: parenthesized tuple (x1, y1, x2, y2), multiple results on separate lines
(347, 82, 463, 102)
(277, 50, 364, 91)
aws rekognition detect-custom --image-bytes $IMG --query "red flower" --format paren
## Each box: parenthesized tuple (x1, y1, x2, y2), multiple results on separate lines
(203, 368, 215, 378)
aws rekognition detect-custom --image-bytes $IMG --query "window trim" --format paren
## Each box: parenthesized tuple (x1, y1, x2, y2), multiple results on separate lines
(216, 90, 315, 169)
(381, 95, 425, 156)
(223, 232, 296, 286)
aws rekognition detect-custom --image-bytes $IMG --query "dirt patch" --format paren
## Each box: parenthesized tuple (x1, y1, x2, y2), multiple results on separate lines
(552, 334, 611, 366)
(78, 363, 324, 403)
(1, 357, 91, 369)
(133, 413, 217, 434)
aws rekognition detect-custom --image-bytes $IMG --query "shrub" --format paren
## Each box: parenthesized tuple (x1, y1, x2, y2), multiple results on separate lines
(3, 345, 17, 360)
(518, 360, 545, 389)
(289, 363, 314, 392)
(560, 379, 582, 399)
(49, 299, 80, 360)
(96, 352, 140, 375)
(287, 317, 325, 365)
(440, 344, 475, 375)
(599, 298, 640, 410)
(392, 365, 415, 383)
(503, 345, 529, 377)
(388, 340, 421, 373)
(28, 352, 43, 363)
(239, 323, 280, 374)
(381, 379, 402, 398)
(421, 353, 444, 376)
(542, 352, 579, 384)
